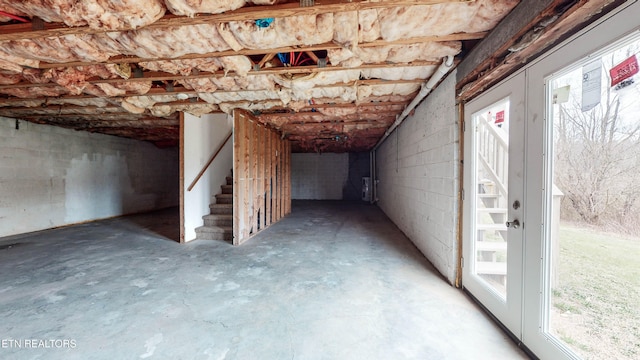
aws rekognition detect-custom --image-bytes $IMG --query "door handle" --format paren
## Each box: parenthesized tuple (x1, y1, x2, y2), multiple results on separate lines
(506, 219, 520, 229)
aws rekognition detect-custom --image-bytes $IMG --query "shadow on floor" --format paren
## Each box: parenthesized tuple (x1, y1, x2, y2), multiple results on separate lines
(118, 206, 180, 242)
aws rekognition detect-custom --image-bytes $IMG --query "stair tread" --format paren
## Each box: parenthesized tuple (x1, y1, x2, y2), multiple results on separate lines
(476, 208, 508, 213)
(478, 193, 500, 198)
(210, 203, 232, 207)
(475, 261, 507, 275)
(203, 214, 233, 219)
(216, 193, 233, 197)
(477, 223, 508, 231)
(476, 241, 507, 251)
(195, 225, 232, 232)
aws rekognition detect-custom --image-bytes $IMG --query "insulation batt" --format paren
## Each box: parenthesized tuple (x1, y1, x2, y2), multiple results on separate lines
(181, 74, 275, 92)
(142, 56, 252, 77)
(198, 90, 281, 103)
(358, 9, 381, 42)
(149, 103, 219, 117)
(0, 51, 39, 74)
(317, 107, 358, 116)
(333, 12, 359, 49)
(218, 100, 283, 114)
(231, 75, 276, 91)
(328, 42, 461, 68)
(164, 0, 289, 17)
(12, 106, 124, 116)
(140, 58, 223, 76)
(378, 0, 519, 40)
(164, 0, 246, 16)
(271, 70, 360, 92)
(225, 15, 334, 49)
(123, 94, 196, 109)
(293, 86, 357, 103)
(95, 82, 152, 97)
(0, 0, 165, 30)
(0, 35, 119, 63)
(26, 64, 139, 96)
(46, 98, 111, 107)
(357, 83, 420, 100)
(361, 66, 438, 81)
(0, 99, 45, 108)
(0, 86, 68, 98)
(99, 24, 232, 59)
(357, 94, 415, 104)
(0, 72, 22, 85)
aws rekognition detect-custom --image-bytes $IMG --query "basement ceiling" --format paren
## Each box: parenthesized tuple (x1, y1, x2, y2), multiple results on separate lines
(0, 0, 519, 152)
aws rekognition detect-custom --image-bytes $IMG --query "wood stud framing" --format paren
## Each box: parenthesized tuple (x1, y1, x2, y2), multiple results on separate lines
(232, 110, 291, 245)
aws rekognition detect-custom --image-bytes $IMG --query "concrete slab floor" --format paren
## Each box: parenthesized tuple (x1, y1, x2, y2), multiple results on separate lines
(0, 201, 528, 360)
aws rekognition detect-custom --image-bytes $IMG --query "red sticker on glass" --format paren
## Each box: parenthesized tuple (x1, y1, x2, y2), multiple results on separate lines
(610, 55, 638, 87)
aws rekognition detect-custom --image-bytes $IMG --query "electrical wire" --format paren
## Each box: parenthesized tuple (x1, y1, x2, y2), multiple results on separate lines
(0, 10, 29, 23)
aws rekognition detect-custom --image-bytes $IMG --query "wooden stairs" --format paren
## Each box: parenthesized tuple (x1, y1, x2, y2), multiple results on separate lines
(195, 174, 233, 243)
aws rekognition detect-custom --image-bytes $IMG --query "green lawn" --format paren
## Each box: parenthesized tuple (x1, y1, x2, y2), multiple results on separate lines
(551, 224, 640, 359)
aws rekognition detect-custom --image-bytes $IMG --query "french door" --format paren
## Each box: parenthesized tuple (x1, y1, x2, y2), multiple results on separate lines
(464, 1, 640, 359)
(463, 72, 525, 335)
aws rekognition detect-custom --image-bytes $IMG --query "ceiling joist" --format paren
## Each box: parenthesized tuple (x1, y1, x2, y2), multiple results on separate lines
(34, 32, 485, 69)
(0, 0, 472, 42)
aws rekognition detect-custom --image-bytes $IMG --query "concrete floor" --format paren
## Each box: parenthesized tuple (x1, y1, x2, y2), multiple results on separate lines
(0, 201, 527, 360)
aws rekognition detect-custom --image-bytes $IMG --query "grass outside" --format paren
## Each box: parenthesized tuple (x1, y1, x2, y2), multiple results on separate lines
(551, 224, 640, 359)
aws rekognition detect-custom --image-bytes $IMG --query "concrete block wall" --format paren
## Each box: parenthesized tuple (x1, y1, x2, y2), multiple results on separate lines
(0, 117, 179, 238)
(375, 71, 459, 284)
(291, 153, 348, 200)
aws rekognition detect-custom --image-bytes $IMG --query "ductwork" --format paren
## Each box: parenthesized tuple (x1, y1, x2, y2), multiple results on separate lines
(373, 55, 454, 150)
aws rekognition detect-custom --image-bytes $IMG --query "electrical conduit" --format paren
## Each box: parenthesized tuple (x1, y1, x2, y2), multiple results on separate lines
(373, 55, 454, 150)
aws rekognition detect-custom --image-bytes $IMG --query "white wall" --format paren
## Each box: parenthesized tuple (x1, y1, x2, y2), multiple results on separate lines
(183, 112, 232, 242)
(291, 153, 348, 200)
(375, 71, 459, 284)
(0, 117, 179, 238)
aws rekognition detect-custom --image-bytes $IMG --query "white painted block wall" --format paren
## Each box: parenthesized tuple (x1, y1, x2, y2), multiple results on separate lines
(375, 71, 459, 284)
(182, 113, 232, 242)
(291, 153, 348, 200)
(0, 117, 179, 238)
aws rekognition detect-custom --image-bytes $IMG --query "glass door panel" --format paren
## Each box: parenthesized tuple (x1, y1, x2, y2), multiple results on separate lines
(463, 72, 525, 336)
(473, 98, 510, 299)
(544, 35, 640, 360)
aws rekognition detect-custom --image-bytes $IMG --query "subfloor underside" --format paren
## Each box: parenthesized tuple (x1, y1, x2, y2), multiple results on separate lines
(0, 201, 527, 359)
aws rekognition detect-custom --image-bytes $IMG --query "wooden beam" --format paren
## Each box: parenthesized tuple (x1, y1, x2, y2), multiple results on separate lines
(456, 0, 622, 101)
(251, 119, 259, 234)
(270, 129, 277, 224)
(265, 127, 272, 227)
(90, 61, 439, 84)
(258, 53, 277, 69)
(233, 112, 242, 245)
(0, 0, 472, 42)
(260, 125, 267, 229)
(0, 76, 424, 93)
(286, 140, 291, 215)
(36, 32, 482, 69)
(179, 112, 185, 243)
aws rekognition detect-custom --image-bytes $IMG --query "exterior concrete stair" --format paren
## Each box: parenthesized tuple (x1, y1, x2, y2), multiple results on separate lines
(195, 172, 233, 243)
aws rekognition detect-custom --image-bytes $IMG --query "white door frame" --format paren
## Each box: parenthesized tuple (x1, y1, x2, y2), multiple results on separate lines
(523, 1, 640, 359)
(463, 1, 640, 358)
(463, 71, 526, 337)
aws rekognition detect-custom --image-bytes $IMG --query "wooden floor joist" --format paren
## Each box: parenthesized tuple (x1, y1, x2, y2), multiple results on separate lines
(34, 32, 485, 69)
(0, 0, 472, 42)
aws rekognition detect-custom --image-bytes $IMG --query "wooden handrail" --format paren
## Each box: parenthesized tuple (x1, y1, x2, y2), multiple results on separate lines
(187, 130, 233, 192)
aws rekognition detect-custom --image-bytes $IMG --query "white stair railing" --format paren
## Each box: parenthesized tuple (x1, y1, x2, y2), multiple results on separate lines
(477, 115, 508, 201)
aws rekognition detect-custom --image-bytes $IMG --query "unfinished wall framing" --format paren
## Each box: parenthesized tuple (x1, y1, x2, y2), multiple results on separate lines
(233, 111, 291, 245)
